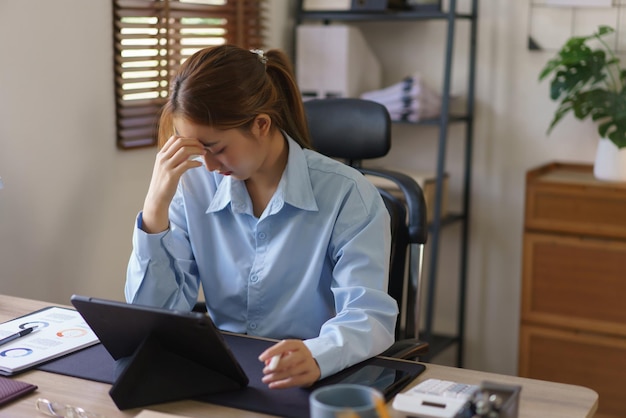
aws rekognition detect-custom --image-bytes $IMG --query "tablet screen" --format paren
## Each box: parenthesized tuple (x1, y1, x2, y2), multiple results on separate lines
(334, 364, 413, 398)
(311, 359, 421, 401)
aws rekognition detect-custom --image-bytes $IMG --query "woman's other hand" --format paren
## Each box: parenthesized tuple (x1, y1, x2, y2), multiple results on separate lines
(259, 339, 321, 389)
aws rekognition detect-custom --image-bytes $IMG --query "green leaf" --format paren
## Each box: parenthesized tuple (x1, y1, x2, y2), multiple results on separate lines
(597, 25, 615, 37)
(558, 41, 593, 66)
(539, 58, 562, 81)
(617, 69, 626, 90)
(548, 100, 573, 134)
(548, 54, 607, 101)
(572, 89, 626, 148)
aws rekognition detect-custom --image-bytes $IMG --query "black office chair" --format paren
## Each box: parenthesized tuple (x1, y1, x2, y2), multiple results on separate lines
(303, 98, 429, 360)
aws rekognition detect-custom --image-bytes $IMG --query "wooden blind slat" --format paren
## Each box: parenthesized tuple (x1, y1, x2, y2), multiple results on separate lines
(118, 103, 166, 117)
(119, 115, 161, 129)
(114, 0, 266, 149)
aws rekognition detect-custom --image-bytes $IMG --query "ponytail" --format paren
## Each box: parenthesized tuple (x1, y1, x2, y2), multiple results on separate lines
(265, 49, 311, 148)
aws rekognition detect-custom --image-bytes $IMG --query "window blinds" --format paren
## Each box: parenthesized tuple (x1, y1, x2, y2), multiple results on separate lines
(113, 0, 266, 149)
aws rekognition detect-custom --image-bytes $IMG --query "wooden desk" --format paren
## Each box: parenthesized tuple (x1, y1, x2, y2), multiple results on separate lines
(0, 295, 598, 418)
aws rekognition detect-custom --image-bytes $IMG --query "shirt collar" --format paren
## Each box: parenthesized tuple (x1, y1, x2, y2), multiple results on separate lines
(207, 133, 318, 215)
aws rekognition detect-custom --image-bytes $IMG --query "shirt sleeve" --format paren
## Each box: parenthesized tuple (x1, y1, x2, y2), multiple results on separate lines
(303, 182, 398, 379)
(125, 194, 201, 311)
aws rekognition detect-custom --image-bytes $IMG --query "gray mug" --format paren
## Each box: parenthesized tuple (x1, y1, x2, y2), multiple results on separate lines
(309, 383, 385, 418)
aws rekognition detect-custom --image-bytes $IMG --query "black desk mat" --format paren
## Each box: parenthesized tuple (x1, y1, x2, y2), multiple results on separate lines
(38, 334, 425, 418)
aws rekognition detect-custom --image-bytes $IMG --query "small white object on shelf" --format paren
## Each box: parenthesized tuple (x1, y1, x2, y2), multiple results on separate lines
(360, 73, 442, 122)
(296, 24, 382, 100)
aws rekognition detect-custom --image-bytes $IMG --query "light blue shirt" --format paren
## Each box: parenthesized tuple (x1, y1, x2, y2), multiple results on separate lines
(125, 135, 398, 379)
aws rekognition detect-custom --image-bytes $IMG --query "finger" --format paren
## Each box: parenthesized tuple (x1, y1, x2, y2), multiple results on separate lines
(159, 134, 178, 153)
(171, 145, 205, 168)
(266, 369, 319, 389)
(160, 136, 205, 160)
(262, 352, 308, 382)
(159, 142, 205, 173)
(261, 353, 286, 373)
(258, 340, 289, 363)
(263, 354, 289, 374)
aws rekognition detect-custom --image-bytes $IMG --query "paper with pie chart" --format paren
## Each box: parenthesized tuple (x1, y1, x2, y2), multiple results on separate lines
(0, 306, 99, 375)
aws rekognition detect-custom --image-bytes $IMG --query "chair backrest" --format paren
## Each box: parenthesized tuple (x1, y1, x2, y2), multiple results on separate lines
(304, 98, 427, 245)
(304, 97, 391, 167)
(303, 98, 428, 340)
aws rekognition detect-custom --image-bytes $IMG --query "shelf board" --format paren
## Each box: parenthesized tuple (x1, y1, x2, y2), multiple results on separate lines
(392, 114, 471, 126)
(298, 9, 473, 22)
(427, 212, 466, 231)
(421, 333, 460, 362)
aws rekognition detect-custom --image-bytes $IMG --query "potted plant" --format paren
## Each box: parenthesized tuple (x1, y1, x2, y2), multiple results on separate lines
(539, 25, 626, 181)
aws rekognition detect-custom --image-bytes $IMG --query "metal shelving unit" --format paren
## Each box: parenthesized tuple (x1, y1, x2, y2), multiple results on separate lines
(295, 0, 478, 368)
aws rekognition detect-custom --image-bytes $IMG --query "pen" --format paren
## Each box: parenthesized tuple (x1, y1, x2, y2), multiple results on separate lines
(0, 327, 35, 347)
(268, 354, 281, 371)
(373, 395, 391, 418)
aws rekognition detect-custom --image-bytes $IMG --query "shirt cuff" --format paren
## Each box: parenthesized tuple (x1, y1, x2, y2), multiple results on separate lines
(303, 336, 343, 380)
(133, 211, 169, 260)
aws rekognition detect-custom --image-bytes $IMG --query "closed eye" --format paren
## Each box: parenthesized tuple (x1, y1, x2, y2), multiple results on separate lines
(194, 135, 221, 154)
(202, 145, 224, 155)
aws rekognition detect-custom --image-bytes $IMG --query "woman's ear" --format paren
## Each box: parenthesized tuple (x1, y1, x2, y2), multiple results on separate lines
(253, 114, 272, 136)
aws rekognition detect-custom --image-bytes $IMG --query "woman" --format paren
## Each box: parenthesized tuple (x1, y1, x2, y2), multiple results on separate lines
(125, 44, 398, 389)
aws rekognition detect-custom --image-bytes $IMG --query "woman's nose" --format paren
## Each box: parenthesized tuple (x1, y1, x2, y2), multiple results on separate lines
(203, 154, 221, 171)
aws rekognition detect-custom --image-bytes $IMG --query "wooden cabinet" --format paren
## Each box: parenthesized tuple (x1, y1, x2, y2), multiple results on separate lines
(519, 162, 626, 418)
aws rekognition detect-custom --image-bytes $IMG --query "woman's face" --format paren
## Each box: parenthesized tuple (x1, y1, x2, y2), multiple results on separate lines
(174, 117, 268, 181)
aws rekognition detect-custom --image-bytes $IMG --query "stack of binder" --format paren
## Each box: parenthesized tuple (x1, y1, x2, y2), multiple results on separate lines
(360, 73, 442, 122)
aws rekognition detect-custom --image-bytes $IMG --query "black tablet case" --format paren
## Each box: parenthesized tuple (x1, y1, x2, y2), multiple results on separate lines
(69, 295, 248, 410)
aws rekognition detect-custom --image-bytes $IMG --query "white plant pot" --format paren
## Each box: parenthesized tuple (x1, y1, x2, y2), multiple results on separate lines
(593, 138, 626, 182)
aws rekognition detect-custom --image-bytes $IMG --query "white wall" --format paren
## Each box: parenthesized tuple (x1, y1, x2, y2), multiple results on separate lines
(0, 1, 151, 303)
(0, 0, 604, 376)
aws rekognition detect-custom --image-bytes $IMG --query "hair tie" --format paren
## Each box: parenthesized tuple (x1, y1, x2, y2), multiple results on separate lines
(250, 49, 268, 66)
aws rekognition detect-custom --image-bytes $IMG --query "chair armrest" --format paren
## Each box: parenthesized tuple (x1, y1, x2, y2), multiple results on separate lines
(359, 167, 428, 245)
(380, 339, 429, 360)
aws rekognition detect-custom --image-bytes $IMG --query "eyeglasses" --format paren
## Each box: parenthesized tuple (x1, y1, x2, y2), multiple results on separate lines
(36, 398, 107, 418)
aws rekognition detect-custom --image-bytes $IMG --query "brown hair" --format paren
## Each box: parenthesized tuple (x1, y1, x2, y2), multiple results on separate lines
(158, 45, 310, 149)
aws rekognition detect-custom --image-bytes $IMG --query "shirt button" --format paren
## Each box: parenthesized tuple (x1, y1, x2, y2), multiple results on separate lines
(249, 322, 257, 330)
(250, 275, 259, 283)
(258, 232, 266, 240)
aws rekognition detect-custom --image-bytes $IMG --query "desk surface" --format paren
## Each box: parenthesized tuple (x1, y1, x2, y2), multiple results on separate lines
(0, 295, 598, 418)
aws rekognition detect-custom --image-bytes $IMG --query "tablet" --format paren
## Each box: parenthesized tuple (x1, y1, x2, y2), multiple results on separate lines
(310, 358, 424, 402)
(70, 294, 249, 409)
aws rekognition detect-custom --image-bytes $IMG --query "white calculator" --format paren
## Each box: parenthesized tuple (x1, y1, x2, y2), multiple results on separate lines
(392, 378, 479, 418)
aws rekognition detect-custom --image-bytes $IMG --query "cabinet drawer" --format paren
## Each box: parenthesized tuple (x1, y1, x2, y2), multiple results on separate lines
(522, 232, 626, 336)
(519, 324, 626, 418)
(525, 163, 626, 239)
